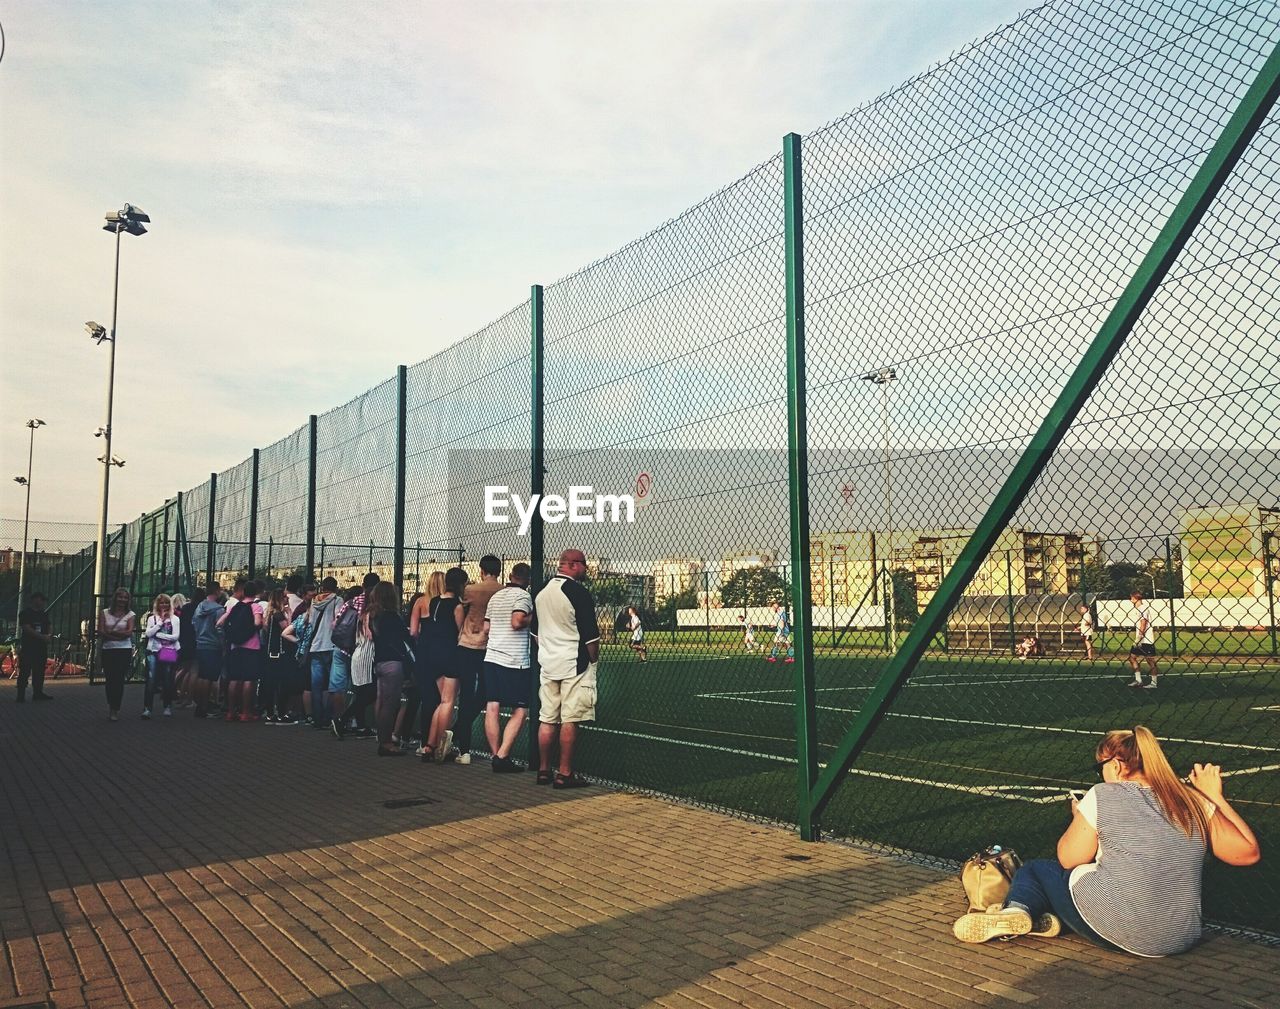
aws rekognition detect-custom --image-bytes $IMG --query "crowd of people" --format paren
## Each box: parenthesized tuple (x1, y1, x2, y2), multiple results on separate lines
(82, 550, 602, 786)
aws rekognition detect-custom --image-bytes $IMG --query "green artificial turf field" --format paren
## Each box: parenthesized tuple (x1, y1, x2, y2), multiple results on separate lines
(573, 638, 1280, 934)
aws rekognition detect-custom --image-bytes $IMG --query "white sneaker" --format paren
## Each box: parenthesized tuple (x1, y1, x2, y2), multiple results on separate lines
(141, 709, 151, 719)
(1142, 680, 1158, 690)
(456, 753, 472, 765)
(434, 729, 454, 763)
(953, 908, 1033, 943)
(163, 706, 173, 716)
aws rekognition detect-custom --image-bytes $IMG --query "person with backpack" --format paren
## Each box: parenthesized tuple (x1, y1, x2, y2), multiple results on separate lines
(364, 581, 415, 757)
(217, 578, 264, 722)
(305, 577, 341, 730)
(325, 584, 366, 738)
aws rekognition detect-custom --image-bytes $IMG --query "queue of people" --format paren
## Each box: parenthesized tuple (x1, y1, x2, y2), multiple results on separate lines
(84, 550, 601, 786)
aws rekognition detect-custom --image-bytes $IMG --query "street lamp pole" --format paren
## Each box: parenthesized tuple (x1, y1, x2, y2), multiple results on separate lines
(90, 204, 149, 617)
(13, 418, 47, 611)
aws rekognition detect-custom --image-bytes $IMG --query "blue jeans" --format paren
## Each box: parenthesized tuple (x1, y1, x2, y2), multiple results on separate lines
(310, 651, 333, 721)
(1006, 859, 1108, 946)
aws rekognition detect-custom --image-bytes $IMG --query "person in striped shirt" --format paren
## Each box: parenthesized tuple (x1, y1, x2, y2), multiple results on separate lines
(953, 726, 1260, 956)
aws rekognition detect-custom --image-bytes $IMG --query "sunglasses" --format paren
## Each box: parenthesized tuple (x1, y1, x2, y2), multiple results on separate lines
(1094, 758, 1113, 778)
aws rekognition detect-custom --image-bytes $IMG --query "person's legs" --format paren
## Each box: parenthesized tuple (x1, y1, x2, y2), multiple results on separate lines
(1006, 858, 1103, 941)
(327, 650, 351, 736)
(28, 648, 49, 698)
(557, 723, 579, 776)
(453, 648, 485, 756)
(500, 707, 527, 759)
(159, 661, 176, 710)
(374, 662, 404, 753)
(537, 722, 558, 774)
(310, 652, 332, 725)
(143, 653, 158, 715)
(103, 649, 128, 714)
(428, 676, 458, 759)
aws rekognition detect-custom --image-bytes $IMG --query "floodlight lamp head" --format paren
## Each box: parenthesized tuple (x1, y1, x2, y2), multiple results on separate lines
(13, 476, 28, 486)
(85, 322, 109, 344)
(27, 418, 46, 429)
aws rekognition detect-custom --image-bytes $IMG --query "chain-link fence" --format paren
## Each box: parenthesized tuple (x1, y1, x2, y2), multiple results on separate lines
(90, 0, 1279, 934)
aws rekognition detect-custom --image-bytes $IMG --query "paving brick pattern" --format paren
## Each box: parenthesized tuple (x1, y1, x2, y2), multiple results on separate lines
(1, 681, 1275, 1008)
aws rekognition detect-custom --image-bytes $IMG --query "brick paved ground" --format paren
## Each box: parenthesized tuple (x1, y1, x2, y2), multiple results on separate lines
(1, 680, 1275, 1009)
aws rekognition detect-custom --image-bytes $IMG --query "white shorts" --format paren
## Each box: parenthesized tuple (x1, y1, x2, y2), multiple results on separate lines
(631, 628, 644, 643)
(539, 665, 597, 724)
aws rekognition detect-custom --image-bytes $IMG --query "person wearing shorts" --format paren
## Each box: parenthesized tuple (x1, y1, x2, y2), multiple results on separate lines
(1078, 605, 1095, 661)
(483, 563, 533, 773)
(219, 579, 264, 721)
(1126, 591, 1158, 690)
(531, 550, 599, 789)
(191, 584, 224, 718)
(626, 606, 647, 662)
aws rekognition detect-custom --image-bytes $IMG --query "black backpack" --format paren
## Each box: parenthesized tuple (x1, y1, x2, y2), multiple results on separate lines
(331, 604, 359, 654)
(224, 601, 257, 646)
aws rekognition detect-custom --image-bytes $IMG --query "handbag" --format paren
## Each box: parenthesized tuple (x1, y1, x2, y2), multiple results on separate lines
(351, 628, 375, 687)
(157, 619, 179, 664)
(961, 845, 1022, 912)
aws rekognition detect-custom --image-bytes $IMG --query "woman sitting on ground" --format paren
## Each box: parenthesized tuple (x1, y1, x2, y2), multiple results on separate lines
(954, 725, 1259, 957)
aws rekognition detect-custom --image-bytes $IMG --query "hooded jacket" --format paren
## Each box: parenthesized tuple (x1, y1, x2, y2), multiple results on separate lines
(307, 592, 339, 653)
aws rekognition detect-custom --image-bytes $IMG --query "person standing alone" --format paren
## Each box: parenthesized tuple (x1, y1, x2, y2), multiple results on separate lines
(16, 592, 53, 702)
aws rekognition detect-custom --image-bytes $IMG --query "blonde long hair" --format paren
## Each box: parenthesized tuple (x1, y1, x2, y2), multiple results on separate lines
(425, 570, 446, 599)
(152, 593, 172, 617)
(1096, 726, 1210, 843)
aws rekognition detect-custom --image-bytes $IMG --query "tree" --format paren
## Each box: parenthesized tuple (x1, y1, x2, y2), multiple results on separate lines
(720, 567, 788, 608)
(889, 567, 919, 628)
(656, 586, 699, 629)
(585, 576, 632, 642)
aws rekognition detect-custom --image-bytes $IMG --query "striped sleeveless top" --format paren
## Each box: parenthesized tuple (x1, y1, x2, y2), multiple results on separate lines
(1069, 781, 1211, 957)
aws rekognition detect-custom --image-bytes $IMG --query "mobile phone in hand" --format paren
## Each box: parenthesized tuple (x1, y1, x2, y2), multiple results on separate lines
(1068, 789, 1088, 802)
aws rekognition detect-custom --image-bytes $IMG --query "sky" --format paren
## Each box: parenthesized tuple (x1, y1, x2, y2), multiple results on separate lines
(0, 0, 1032, 534)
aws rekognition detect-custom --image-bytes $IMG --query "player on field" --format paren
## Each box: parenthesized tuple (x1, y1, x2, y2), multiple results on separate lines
(626, 606, 647, 662)
(766, 601, 793, 663)
(1126, 591, 1158, 689)
(741, 610, 759, 652)
(1078, 604, 1096, 660)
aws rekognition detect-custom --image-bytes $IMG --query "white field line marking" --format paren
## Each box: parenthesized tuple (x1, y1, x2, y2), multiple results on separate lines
(1251, 705, 1280, 712)
(695, 666, 1272, 698)
(692, 692, 1280, 754)
(586, 725, 1278, 803)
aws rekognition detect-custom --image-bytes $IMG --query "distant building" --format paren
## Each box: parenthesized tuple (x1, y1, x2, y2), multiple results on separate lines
(719, 548, 775, 585)
(809, 528, 1087, 610)
(1180, 503, 1279, 598)
(653, 556, 703, 603)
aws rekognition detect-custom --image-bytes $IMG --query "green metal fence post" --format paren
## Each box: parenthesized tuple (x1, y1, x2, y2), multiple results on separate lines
(173, 493, 184, 591)
(320, 538, 327, 578)
(394, 364, 408, 592)
(306, 415, 318, 580)
(783, 131, 820, 841)
(805, 41, 1280, 825)
(529, 284, 545, 767)
(704, 568, 711, 646)
(1165, 536, 1178, 658)
(830, 557, 836, 649)
(206, 472, 217, 590)
(248, 448, 260, 580)
(669, 573, 676, 643)
(1006, 550, 1016, 656)
(160, 500, 171, 593)
(116, 522, 127, 592)
(1263, 532, 1277, 657)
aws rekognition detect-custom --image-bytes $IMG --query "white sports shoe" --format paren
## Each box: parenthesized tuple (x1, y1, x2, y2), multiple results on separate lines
(1142, 680, 1158, 690)
(141, 709, 151, 719)
(456, 753, 472, 765)
(163, 706, 173, 716)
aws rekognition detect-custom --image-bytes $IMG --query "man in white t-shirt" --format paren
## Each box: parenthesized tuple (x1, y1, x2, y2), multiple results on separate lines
(1125, 591, 1158, 689)
(1078, 604, 1095, 661)
(483, 563, 533, 773)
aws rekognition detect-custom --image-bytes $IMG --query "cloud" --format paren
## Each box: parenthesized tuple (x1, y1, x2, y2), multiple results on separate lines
(1, 0, 1031, 524)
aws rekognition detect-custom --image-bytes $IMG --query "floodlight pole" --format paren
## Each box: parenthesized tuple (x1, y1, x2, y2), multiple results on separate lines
(15, 419, 46, 611)
(863, 368, 897, 643)
(92, 224, 125, 615)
